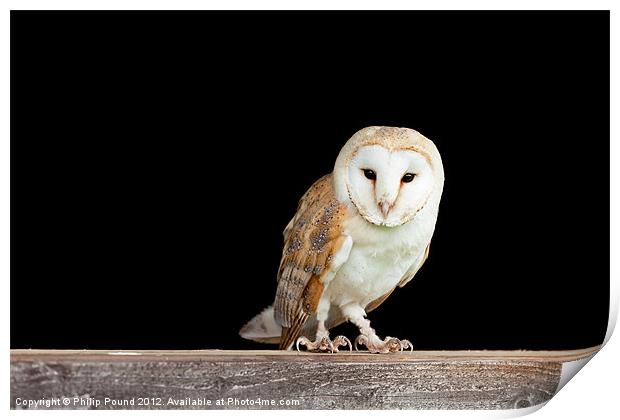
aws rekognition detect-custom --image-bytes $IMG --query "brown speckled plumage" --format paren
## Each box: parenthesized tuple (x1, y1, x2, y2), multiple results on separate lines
(274, 174, 348, 350)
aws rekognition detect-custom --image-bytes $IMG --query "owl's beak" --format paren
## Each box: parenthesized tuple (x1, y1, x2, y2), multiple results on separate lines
(379, 201, 391, 218)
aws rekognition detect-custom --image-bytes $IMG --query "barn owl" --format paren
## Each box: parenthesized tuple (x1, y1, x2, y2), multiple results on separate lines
(240, 126, 444, 353)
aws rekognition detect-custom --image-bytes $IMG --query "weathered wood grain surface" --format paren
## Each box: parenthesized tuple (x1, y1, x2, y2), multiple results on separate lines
(10, 347, 599, 410)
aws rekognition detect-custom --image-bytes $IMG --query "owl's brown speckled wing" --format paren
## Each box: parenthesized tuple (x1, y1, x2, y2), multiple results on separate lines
(274, 174, 351, 350)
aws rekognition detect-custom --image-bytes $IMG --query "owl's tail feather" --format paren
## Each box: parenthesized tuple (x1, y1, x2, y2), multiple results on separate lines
(239, 305, 282, 344)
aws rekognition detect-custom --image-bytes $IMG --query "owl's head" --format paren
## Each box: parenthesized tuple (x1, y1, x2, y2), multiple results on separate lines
(333, 126, 444, 227)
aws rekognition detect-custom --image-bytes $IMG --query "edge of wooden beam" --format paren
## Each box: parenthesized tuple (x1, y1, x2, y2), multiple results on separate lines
(11, 346, 600, 363)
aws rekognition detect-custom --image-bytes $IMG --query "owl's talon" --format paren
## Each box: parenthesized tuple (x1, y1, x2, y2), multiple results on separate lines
(319, 337, 334, 352)
(333, 335, 353, 351)
(296, 336, 311, 352)
(400, 339, 414, 352)
(354, 334, 369, 351)
(354, 334, 414, 354)
(295, 335, 351, 353)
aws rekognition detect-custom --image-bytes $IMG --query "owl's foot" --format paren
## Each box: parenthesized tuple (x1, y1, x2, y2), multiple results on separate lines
(295, 335, 352, 353)
(354, 334, 413, 354)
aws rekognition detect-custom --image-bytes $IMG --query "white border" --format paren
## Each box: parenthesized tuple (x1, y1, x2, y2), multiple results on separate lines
(3, 2, 617, 420)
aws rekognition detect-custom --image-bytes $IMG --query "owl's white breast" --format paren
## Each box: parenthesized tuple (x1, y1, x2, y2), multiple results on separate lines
(324, 197, 440, 309)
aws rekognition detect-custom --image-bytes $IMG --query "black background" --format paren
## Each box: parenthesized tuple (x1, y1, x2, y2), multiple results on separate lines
(11, 11, 609, 350)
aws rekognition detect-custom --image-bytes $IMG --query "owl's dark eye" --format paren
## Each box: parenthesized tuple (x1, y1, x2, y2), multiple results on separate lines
(363, 169, 376, 180)
(401, 173, 416, 183)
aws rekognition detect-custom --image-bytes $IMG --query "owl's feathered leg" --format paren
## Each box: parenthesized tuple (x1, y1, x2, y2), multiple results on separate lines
(295, 320, 352, 352)
(343, 304, 413, 354)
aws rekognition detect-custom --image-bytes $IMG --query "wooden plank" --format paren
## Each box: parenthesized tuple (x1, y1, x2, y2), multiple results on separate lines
(10, 347, 599, 410)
